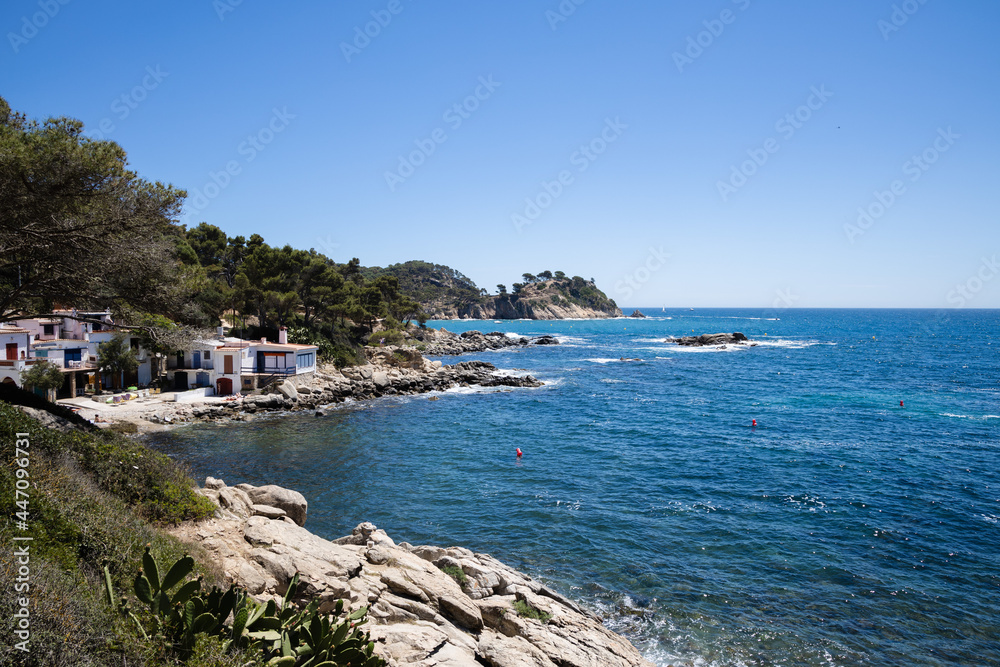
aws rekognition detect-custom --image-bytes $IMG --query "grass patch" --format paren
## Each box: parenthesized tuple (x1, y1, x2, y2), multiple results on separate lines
(514, 599, 552, 623)
(0, 400, 215, 525)
(440, 565, 467, 586)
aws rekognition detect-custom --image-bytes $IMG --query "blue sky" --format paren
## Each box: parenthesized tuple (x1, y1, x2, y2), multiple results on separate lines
(3, 0, 999, 308)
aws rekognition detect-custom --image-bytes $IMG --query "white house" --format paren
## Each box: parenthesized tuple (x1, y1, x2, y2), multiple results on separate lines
(211, 327, 317, 395)
(0, 325, 37, 387)
(3, 314, 318, 398)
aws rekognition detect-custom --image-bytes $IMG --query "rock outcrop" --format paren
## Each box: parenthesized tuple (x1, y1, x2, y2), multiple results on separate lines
(427, 278, 622, 320)
(411, 329, 559, 356)
(669, 332, 750, 347)
(172, 480, 654, 667)
(629, 310, 646, 318)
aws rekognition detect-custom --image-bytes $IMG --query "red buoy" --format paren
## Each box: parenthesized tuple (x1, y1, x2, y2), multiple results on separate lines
(752, 419, 757, 427)
(900, 400, 904, 407)
(516, 448, 523, 458)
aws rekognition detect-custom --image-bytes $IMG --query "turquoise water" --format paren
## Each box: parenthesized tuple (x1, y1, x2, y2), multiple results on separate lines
(147, 309, 999, 666)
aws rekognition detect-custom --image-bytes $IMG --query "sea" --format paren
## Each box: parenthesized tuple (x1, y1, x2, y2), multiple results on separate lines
(146, 309, 999, 666)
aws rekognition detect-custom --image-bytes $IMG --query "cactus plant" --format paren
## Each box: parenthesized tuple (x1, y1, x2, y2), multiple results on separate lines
(116, 548, 386, 665)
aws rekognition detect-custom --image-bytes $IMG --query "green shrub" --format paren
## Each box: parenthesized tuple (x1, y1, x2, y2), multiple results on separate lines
(513, 599, 552, 623)
(0, 404, 215, 525)
(440, 565, 467, 586)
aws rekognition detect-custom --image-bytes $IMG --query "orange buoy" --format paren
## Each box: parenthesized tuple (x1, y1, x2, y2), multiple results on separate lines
(516, 448, 523, 457)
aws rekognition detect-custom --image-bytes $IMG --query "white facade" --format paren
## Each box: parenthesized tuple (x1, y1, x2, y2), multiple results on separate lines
(0, 326, 34, 387)
(3, 312, 318, 397)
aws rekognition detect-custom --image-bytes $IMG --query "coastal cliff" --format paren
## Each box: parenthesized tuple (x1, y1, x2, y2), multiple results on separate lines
(173, 478, 654, 667)
(429, 278, 622, 320)
(366, 262, 622, 320)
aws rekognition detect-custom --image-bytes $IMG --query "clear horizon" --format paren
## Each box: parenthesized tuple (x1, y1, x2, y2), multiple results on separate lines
(3, 1, 998, 309)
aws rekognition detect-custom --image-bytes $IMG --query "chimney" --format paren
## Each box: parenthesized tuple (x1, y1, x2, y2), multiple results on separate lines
(217, 326, 225, 339)
(260, 337, 267, 343)
(279, 326, 288, 345)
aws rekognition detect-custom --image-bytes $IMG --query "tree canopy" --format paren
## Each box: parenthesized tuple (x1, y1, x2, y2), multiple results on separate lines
(20, 361, 64, 392)
(0, 96, 191, 325)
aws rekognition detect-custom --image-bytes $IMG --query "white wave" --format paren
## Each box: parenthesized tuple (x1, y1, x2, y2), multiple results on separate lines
(492, 368, 535, 378)
(661, 338, 831, 352)
(586, 358, 621, 364)
(601, 378, 627, 384)
(504, 332, 526, 339)
(680, 315, 780, 321)
(941, 413, 1000, 420)
(554, 335, 588, 345)
(751, 338, 831, 349)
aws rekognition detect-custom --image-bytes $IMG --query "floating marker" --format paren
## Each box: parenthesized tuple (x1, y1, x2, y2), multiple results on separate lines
(516, 448, 523, 458)
(752, 419, 757, 427)
(900, 400, 904, 407)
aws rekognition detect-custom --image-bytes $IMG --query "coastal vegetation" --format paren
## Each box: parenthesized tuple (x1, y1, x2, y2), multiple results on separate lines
(1, 392, 386, 666)
(0, 399, 223, 665)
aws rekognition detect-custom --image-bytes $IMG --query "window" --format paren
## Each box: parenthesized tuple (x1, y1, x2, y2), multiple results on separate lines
(204, 351, 211, 359)
(64, 349, 83, 362)
(42, 324, 54, 335)
(296, 352, 315, 369)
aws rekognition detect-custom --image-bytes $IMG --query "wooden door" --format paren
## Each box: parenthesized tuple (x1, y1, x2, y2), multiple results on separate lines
(224, 354, 233, 374)
(6, 343, 16, 360)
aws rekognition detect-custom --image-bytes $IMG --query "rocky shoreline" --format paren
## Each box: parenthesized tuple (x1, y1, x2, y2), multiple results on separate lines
(172, 478, 653, 667)
(413, 328, 559, 356)
(147, 346, 544, 426)
(53, 329, 556, 431)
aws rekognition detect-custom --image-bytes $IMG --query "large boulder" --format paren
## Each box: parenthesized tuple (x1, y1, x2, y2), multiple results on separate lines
(244, 485, 308, 526)
(277, 380, 298, 401)
(671, 332, 749, 346)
